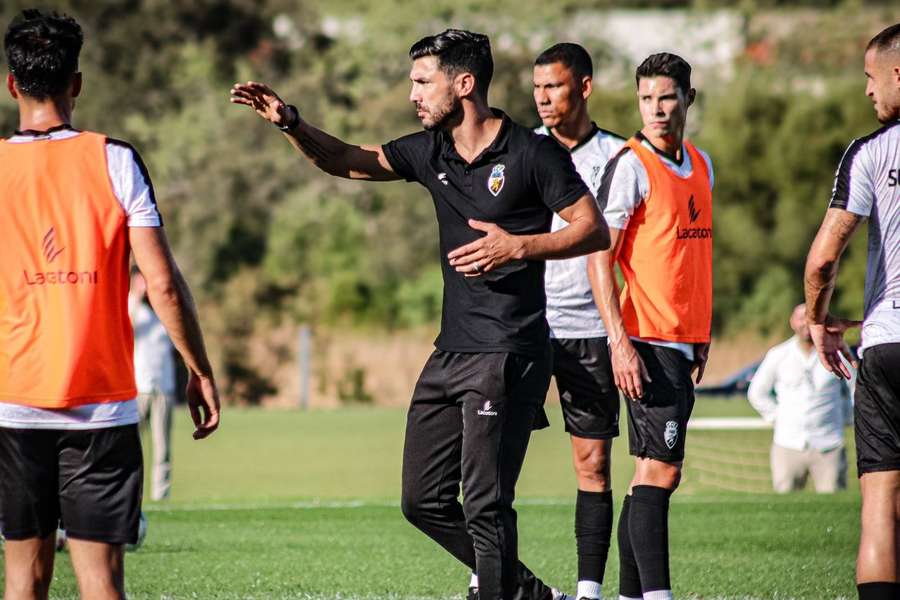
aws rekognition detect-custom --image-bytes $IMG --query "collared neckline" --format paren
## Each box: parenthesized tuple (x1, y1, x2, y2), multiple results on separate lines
(13, 123, 77, 137)
(635, 130, 684, 166)
(439, 108, 511, 165)
(547, 122, 600, 154)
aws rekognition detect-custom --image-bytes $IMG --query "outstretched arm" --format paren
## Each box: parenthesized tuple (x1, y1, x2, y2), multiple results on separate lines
(804, 207, 864, 379)
(230, 81, 399, 181)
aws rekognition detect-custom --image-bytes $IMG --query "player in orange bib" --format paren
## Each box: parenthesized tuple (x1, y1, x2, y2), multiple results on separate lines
(590, 53, 713, 600)
(0, 10, 220, 599)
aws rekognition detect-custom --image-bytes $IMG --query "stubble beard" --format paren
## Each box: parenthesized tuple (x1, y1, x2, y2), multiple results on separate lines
(422, 96, 463, 132)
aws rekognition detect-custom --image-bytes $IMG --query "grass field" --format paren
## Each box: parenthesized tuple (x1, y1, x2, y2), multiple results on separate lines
(1, 400, 859, 599)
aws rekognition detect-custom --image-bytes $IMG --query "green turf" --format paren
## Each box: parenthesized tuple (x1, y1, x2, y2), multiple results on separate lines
(1, 403, 860, 599)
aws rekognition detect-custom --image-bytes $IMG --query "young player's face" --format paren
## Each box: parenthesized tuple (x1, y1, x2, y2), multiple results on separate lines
(409, 56, 462, 131)
(637, 76, 691, 139)
(864, 48, 900, 124)
(532, 62, 588, 129)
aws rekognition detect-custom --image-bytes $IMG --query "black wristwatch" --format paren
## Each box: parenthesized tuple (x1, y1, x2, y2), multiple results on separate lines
(277, 104, 299, 131)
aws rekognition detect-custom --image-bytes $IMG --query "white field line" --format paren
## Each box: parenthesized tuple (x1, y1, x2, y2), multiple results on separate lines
(689, 416, 771, 430)
(131, 595, 850, 600)
(143, 494, 854, 513)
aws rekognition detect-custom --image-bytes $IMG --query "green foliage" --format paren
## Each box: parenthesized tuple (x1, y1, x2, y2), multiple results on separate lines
(697, 70, 873, 336)
(0, 2, 884, 401)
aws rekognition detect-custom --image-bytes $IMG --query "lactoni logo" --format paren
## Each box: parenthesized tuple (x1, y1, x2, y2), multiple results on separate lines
(42, 227, 65, 262)
(676, 194, 712, 240)
(688, 195, 701, 223)
(23, 227, 98, 286)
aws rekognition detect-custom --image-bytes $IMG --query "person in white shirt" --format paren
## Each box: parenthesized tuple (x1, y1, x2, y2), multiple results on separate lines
(747, 303, 853, 493)
(130, 269, 177, 501)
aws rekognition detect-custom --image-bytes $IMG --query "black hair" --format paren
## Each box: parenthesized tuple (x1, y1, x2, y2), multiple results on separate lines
(635, 52, 692, 95)
(409, 29, 493, 98)
(867, 23, 900, 55)
(534, 42, 593, 80)
(4, 9, 83, 100)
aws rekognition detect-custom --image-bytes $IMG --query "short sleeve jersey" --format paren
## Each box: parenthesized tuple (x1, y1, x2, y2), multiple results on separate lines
(535, 124, 625, 339)
(383, 110, 590, 356)
(829, 120, 900, 350)
(0, 126, 159, 429)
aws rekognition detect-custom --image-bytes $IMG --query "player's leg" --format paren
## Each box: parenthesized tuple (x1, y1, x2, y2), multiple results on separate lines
(770, 444, 809, 493)
(460, 351, 552, 600)
(853, 343, 900, 599)
(150, 391, 175, 501)
(67, 539, 125, 600)
(2, 537, 56, 600)
(0, 428, 60, 600)
(57, 426, 142, 600)
(621, 342, 694, 600)
(809, 446, 847, 494)
(858, 471, 900, 578)
(404, 352, 559, 600)
(617, 404, 642, 600)
(552, 338, 619, 599)
(571, 438, 613, 600)
(401, 351, 476, 568)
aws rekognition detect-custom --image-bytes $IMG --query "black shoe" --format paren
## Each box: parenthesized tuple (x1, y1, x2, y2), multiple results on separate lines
(467, 586, 478, 600)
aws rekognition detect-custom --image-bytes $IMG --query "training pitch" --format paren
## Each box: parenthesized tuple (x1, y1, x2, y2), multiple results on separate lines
(0, 403, 858, 599)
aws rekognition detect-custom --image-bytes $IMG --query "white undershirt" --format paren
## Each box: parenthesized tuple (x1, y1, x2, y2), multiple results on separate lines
(0, 128, 160, 429)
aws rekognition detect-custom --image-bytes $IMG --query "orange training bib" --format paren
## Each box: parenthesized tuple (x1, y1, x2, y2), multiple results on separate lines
(0, 131, 136, 408)
(617, 137, 713, 344)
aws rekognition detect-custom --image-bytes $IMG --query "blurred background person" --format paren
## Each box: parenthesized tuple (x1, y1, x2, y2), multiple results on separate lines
(130, 268, 177, 502)
(747, 303, 854, 493)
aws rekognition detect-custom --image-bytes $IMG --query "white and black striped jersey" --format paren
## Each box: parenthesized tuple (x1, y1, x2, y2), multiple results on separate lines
(535, 124, 625, 339)
(830, 120, 900, 351)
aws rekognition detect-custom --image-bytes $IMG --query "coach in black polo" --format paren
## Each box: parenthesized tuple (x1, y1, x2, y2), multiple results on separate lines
(232, 29, 609, 600)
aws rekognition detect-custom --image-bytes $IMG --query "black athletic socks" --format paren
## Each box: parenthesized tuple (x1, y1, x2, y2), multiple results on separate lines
(576, 489, 613, 584)
(617, 495, 642, 598)
(628, 485, 673, 594)
(857, 582, 900, 599)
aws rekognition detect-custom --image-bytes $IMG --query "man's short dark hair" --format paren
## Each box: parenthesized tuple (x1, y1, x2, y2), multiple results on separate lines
(409, 29, 493, 99)
(4, 9, 83, 100)
(534, 43, 593, 80)
(867, 23, 900, 55)
(635, 52, 692, 95)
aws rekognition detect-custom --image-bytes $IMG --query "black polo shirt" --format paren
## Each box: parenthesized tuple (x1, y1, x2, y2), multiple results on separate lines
(382, 110, 590, 356)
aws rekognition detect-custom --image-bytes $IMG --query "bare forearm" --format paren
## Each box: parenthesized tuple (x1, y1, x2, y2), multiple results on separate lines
(146, 269, 213, 379)
(283, 118, 355, 178)
(521, 215, 609, 261)
(804, 208, 861, 323)
(804, 255, 838, 324)
(587, 251, 628, 345)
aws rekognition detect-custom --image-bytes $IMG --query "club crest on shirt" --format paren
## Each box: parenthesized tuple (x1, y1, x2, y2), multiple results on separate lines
(664, 420, 678, 449)
(487, 164, 505, 197)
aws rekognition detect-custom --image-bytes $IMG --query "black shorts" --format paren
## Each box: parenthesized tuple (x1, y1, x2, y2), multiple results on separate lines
(551, 337, 620, 439)
(854, 343, 900, 476)
(0, 424, 143, 544)
(625, 341, 695, 462)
